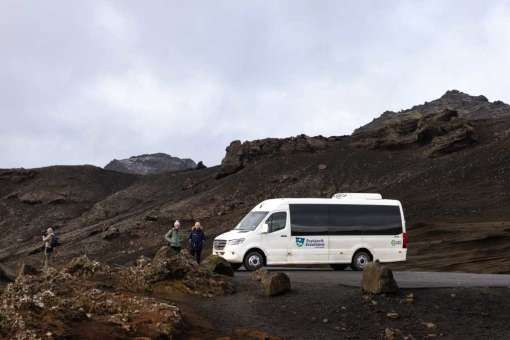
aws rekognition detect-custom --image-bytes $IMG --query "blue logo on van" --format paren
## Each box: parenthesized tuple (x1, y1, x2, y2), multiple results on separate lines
(296, 237, 305, 247)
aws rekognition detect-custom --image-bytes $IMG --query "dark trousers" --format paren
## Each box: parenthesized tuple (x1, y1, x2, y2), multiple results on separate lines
(190, 247, 203, 263)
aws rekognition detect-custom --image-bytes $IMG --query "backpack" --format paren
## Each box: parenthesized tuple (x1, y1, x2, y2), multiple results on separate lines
(50, 233, 60, 248)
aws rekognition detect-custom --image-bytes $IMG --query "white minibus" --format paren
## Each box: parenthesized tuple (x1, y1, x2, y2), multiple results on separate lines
(212, 193, 407, 271)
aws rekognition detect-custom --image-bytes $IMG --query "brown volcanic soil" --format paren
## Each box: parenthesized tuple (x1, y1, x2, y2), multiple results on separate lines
(1, 91, 510, 275)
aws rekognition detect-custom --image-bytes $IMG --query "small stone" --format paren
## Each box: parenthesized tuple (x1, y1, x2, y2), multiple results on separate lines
(341, 306, 347, 310)
(450, 293, 456, 298)
(86, 313, 92, 319)
(46, 331, 53, 337)
(384, 328, 401, 340)
(386, 312, 400, 319)
(422, 322, 437, 329)
(371, 300, 378, 305)
(322, 318, 329, 323)
(318, 164, 328, 170)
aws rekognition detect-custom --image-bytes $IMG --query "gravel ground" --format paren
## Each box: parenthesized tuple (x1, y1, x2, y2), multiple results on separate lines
(179, 275, 510, 339)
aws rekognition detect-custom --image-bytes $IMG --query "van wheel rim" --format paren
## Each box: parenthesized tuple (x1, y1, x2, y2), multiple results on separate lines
(248, 255, 261, 268)
(357, 254, 369, 268)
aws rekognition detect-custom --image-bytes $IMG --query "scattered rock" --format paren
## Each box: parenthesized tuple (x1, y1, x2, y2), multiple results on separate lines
(422, 322, 437, 329)
(102, 226, 120, 240)
(384, 328, 401, 340)
(16, 263, 40, 277)
(361, 260, 399, 294)
(260, 272, 291, 297)
(201, 255, 234, 277)
(250, 268, 291, 296)
(386, 312, 400, 319)
(318, 164, 328, 170)
(250, 268, 269, 282)
(145, 214, 158, 222)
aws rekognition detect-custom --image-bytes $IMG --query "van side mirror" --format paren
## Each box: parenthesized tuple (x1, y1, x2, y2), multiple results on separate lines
(261, 222, 269, 233)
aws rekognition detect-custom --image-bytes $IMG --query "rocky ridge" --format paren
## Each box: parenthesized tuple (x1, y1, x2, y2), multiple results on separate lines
(105, 153, 197, 175)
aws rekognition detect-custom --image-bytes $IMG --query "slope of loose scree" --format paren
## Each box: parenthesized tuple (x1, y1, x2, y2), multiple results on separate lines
(0, 90, 509, 274)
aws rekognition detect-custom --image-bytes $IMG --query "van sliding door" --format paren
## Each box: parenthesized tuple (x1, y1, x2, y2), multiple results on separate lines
(288, 204, 329, 264)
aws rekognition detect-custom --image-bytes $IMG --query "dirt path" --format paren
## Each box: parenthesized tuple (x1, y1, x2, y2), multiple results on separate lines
(177, 274, 510, 339)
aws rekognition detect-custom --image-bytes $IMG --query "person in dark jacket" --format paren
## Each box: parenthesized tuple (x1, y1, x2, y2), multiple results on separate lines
(188, 222, 206, 263)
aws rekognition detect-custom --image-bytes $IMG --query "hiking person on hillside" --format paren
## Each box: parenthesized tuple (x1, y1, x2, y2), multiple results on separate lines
(165, 220, 182, 253)
(42, 227, 56, 268)
(188, 222, 206, 263)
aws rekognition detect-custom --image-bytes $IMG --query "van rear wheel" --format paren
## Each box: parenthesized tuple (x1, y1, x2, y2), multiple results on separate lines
(244, 251, 264, 271)
(351, 250, 372, 271)
(330, 264, 348, 271)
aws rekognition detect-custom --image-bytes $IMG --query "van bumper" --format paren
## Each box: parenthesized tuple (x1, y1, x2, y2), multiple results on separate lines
(212, 248, 243, 263)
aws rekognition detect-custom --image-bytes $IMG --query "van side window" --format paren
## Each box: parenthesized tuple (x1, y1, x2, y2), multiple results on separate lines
(289, 204, 402, 236)
(267, 212, 287, 233)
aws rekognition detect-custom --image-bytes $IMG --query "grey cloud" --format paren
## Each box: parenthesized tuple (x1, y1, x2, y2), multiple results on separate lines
(1, 0, 509, 168)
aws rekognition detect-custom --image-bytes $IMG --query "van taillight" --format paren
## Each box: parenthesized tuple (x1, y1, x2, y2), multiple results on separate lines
(403, 232, 408, 248)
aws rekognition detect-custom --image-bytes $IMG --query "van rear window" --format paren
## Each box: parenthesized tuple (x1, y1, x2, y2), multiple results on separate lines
(290, 204, 402, 236)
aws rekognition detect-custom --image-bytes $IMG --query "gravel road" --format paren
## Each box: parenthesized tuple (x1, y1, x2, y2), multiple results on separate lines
(179, 269, 510, 339)
(240, 267, 510, 288)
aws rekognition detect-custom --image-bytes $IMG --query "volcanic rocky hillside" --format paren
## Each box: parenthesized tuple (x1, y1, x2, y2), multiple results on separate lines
(104, 153, 197, 175)
(1, 90, 510, 275)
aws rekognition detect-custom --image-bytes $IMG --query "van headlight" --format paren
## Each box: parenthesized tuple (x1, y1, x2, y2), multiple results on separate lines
(227, 238, 245, 245)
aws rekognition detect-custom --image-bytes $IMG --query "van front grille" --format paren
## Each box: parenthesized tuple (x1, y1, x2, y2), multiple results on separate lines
(214, 239, 226, 250)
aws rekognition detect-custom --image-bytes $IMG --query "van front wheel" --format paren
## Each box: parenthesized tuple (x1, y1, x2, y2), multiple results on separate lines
(244, 251, 264, 271)
(351, 250, 372, 271)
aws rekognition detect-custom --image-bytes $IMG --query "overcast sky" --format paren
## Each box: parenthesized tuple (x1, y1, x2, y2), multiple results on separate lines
(2, 1, 510, 168)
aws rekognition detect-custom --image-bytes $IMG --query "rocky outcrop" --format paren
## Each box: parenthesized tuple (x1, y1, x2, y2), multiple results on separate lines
(218, 134, 333, 177)
(105, 153, 196, 175)
(357, 90, 510, 135)
(1, 258, 183, 339)
(361, 261, 399, 294)
(353, 109, 476, 157)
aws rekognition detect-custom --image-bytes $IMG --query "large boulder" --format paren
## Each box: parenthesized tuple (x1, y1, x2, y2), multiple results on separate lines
(202, 255, 234, 277)
(261, 272, 291, 297)
(361, 261, 399, 294)
(251, 269, 291, 296)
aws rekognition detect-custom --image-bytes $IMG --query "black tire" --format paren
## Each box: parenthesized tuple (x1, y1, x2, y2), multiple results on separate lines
(243, 251, 264, 271)
(230, 263, 242, 271)
(351, 250, 372, 271)
(330, 264, 348, 271)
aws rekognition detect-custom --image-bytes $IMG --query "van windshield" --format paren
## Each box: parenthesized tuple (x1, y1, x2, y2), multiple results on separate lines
(234, 211, 269, 231)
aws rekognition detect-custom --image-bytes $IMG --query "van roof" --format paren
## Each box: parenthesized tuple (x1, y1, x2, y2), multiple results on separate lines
(252, 197, 402, 211)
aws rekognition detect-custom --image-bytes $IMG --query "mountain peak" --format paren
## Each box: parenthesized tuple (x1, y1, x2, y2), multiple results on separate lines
(355, 90, 510, 135)
(104, 153, 197, 175)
